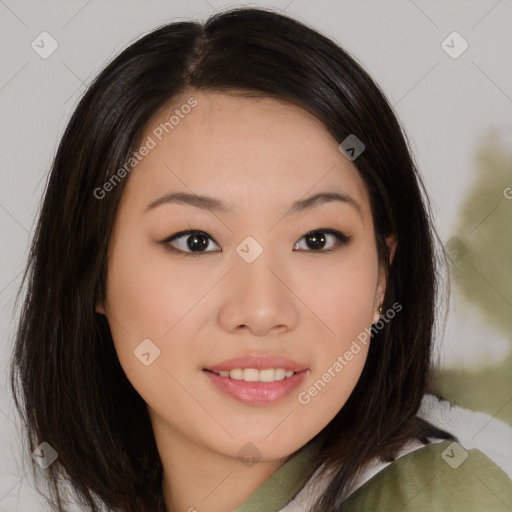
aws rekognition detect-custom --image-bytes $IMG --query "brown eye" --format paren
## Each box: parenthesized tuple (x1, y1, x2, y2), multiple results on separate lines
(293, 229, 350, 252)
(163, 230, 221, 254)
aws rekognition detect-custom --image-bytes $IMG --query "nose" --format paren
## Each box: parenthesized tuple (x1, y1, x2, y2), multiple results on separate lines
(217, 251, 300, 337)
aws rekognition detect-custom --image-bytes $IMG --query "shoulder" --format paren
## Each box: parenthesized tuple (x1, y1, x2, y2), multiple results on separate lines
(285, 394, 512, 512)
(339, 439, 512, 512)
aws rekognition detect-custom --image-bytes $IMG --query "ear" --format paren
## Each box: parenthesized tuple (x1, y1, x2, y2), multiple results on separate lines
(373, 235, 397, 324)
(95, 302, 106, 315)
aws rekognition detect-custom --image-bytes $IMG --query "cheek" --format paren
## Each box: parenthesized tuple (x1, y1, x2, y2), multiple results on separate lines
(103, 240, 204, 421)
(295, 263, 376, 421)
(105, 240, 204, 341)
(104, 235, 221, 407)
(298, 248, 379, 339)
(295, 344, 368, 442)
(291, 248, 377, 429)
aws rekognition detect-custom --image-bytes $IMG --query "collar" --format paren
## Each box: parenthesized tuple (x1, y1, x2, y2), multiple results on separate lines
(234, 438, 320, 512)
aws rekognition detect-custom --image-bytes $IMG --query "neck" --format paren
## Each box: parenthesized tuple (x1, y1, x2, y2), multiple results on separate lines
(153, 419, 290, 512)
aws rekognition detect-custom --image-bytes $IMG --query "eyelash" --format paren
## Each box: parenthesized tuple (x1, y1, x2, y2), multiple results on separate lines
(160, 228, 351, 256)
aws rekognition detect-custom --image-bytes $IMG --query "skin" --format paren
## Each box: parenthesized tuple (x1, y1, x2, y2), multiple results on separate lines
(97, 90, 397, 512)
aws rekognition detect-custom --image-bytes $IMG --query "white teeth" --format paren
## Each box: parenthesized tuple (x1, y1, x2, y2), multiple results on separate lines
(274, 368, 287, 380)
(259, 369, 276, 382)
(214, 368, 297, 382)
(243, 368, 259, 382)
(230, 368, 244, 380)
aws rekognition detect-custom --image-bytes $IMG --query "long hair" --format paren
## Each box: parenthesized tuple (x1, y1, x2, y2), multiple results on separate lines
(10, 7, 452, 511)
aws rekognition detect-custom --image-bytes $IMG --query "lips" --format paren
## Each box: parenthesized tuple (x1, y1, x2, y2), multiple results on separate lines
(202, 354, 309, 405)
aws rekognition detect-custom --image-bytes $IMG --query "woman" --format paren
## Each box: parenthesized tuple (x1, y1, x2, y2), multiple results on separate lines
(10, 6, 511, 512)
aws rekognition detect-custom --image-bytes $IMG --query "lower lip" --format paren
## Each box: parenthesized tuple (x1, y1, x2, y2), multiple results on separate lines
(203, 369, 308, 405)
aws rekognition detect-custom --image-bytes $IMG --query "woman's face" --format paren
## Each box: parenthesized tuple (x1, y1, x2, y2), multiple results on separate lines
(99, 90, 395, 462)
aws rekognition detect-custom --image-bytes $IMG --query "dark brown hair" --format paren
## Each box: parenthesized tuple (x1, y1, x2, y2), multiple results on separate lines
(10, 6, 453, 511)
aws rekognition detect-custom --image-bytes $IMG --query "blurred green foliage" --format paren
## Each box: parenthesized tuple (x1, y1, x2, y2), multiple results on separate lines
(432, 131, 512, 426)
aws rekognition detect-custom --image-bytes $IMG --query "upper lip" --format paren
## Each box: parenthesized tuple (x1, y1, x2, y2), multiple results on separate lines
(203, 354, 308, 373)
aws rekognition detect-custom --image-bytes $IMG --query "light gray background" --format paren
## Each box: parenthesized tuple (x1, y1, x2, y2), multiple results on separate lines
(1, 0, 511, 509)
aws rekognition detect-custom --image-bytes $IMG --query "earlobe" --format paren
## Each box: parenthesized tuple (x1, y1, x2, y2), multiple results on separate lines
(95, 303, 106, 315)
(372, 304, 383, 325)
(373, 269, 386, 324)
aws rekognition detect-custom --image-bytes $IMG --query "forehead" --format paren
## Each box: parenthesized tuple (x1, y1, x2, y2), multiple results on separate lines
(121, 90, 371, 220)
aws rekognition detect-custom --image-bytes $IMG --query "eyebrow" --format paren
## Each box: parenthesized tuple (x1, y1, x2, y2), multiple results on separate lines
(144, 190, 361, 216)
